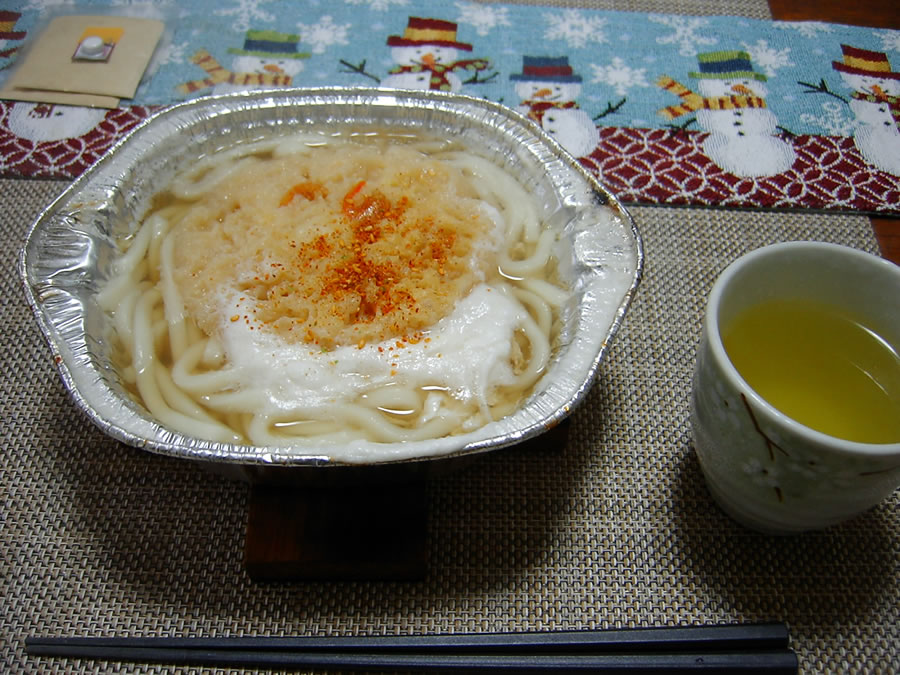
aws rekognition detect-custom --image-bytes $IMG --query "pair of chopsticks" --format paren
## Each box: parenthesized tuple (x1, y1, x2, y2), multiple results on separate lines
(26, 622, 798, 672)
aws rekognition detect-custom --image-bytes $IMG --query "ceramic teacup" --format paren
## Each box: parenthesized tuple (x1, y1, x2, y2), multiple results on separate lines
(691, 241, 900, 533)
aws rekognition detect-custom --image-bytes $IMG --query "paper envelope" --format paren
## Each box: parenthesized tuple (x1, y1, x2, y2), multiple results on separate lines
(2, 15, 163, 104)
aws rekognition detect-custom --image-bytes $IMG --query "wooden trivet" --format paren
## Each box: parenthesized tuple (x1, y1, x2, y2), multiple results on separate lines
(244, 480, 429, 582)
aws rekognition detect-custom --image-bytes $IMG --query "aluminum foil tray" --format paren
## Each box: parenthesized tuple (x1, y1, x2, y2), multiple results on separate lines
(20, 87, 642, 474)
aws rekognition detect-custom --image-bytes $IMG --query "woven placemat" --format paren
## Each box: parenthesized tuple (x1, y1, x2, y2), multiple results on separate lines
(2, 174, 898, 673)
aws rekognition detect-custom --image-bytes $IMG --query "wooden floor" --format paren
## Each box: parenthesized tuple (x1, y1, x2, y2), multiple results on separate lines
(767, 0, 900, 264)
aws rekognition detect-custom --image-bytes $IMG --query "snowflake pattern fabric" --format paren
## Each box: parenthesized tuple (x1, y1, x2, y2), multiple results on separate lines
(1, 0, 899, 214)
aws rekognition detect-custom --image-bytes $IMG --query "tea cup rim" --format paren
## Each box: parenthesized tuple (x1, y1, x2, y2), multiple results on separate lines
(705, 240, 900, 455)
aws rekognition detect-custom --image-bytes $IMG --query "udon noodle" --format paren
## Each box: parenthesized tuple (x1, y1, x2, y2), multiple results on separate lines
(97, 132, 569, 447)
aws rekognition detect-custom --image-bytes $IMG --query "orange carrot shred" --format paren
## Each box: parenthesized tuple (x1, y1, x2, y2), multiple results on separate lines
(342, 180, 367, 215)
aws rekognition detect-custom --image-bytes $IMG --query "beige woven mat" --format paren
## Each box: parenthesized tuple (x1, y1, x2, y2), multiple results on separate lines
(3, 172, 898, 673)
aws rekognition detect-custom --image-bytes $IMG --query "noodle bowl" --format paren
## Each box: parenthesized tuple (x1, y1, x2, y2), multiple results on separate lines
(22, 88, 642, 471)
(97, 133, 568, 448)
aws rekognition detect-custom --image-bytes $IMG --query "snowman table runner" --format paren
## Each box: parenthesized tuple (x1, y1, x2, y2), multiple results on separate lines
(1, 1, 898, 215)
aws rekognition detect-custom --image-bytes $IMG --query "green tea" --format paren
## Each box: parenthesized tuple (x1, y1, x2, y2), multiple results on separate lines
(722, 298, 900, 444)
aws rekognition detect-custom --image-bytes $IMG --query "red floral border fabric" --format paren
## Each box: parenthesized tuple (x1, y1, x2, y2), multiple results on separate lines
(3, 101, 895, 214)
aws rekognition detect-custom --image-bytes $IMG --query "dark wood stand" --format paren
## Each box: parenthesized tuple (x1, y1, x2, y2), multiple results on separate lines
(243, 420, 570, 581)
(244, 480, 429, 581)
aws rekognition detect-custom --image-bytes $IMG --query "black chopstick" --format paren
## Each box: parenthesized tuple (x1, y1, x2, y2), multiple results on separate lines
(26, 623, 799, 673)
(25, 645, 799, 672)
(27, 622, 790, 653)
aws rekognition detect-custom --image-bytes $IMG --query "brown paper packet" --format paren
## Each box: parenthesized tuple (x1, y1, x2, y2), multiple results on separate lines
(3, 15, 163, 100)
